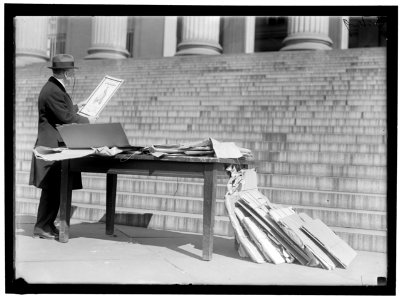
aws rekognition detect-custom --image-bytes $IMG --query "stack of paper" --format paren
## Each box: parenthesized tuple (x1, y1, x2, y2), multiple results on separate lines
(301, 219, 357, 268)
(145, 138, 253, 159)
(33, 145, 123, 161)
(224, 167, 357, 270)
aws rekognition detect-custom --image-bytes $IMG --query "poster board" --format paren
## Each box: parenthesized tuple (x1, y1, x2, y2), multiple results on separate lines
(78, 75, 124, 118)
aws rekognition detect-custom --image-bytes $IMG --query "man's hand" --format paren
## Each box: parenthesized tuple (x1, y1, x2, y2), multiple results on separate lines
(77, 100, 87, 109)
(87, 116, 98, 124)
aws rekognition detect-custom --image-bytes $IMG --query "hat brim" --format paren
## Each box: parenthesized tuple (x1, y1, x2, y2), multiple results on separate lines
(48, 66, 79, 69)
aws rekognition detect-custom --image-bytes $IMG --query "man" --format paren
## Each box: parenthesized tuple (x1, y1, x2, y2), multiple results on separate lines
(29, 54, 96, 240)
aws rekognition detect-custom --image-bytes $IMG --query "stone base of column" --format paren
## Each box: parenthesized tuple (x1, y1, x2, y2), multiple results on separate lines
(281, 34, 333, 51)
(16, 52, 48, 67)
(176, 41, 222, 56)
(85, 46, 130, 60)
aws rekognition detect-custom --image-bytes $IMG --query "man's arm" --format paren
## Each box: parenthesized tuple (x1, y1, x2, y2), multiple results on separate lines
(46, 92, 89, 124)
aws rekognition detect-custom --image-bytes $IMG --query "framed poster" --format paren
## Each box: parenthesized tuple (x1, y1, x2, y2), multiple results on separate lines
(78, 75, 124, 118)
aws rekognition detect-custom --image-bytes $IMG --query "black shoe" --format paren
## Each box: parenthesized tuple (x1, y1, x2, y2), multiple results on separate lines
(49, 224, 59, 236)
(33, 227, 56, 240)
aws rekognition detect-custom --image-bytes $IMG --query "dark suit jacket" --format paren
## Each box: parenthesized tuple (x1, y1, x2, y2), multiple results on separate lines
(29, 76, 89, 189)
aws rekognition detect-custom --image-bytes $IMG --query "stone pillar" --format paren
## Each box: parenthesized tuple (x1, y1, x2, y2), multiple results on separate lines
(281, 16, 333, 51)
(329, 16, 349, 49)
(85, 16, 130, 60)
(244, 16, 255, 53)
(176, 16, 222, 55)
(163, 16, 178, 57)
(15, 16, 49, 67)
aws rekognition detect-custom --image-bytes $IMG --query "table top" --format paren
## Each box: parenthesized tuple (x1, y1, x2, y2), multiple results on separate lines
(113, 153, 253, 164)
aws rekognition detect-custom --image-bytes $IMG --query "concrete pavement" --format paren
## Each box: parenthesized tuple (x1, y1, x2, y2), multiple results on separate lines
(14, 214, 388, 287)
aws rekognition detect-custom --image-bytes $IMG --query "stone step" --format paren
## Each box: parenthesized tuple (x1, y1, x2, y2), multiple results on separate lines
(16, 65, 386, 75)
(14, 142, 387, 170)
(16, 79, 386, 90)
(14, 47, 388, 254)
(123, 130, 388, 144)
(17, 52, 385, 70)
(15, 197, 387, 252)
(16, 197, 233, 237)
(15, 80, 386, 98)
(326, 226, 386, 253)
(14, 185, 386, 232)
(109, 105, 388, 113)
(15, 177, 387, 213)
(69, 85, 387, 93)
(15, 115, 388, 132)
(127, 124, 386, 135)
(256, 161, 386, 179)
(263, 187, 386, 212)
(15, 99, 388, 110)
(14, 107, 387, 121)
(292, 205, 386, 231)
(14, 127, 387, 145)
(128, 99, 387, 107)
(16, 165, 386, 198)
(16, 68, 386, 80)
(15, 122, 387, 136)
(15, 145, 387, 168)
(14, 115, 388, 127)
(17, 63, 386, 79)
(116, 110, 387, 120)
(14, 153, 386, 179)
(253, 151, 386, 166)
(16, 93, 387, 104)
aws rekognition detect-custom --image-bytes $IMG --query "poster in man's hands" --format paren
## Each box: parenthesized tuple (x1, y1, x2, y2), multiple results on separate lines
(78, 75, 124, 118)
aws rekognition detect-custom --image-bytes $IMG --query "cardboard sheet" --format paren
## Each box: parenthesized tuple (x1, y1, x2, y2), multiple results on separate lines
(237, 200, 310, 265)
(301, 219, 357, 268)
(224, 194, 266, 263)
(57, 123, 132, 149)
(210, 138, 242, 159)
(236, 207, 285, 264)
(275, 213, 337, 270)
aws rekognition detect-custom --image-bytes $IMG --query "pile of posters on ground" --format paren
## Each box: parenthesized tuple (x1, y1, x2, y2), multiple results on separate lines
(144, 138, 253, 159)
(225, 166, 357, 270)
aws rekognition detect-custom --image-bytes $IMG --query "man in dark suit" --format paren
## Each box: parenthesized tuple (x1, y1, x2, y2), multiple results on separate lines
(29, 54, 96, 240)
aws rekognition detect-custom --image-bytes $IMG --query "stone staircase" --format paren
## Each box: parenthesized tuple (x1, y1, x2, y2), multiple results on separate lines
(15, 47, 387, 252)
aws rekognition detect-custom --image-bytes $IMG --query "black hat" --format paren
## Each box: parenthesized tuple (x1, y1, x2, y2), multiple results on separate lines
(48, 54, 78, 69)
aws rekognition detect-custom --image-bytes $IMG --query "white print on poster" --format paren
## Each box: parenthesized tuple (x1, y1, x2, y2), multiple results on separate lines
(78, 75, 124, 118)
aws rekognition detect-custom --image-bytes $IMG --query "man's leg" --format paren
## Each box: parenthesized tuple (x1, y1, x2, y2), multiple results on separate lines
(34, 162, 61, 238)
(35, 188, 55, 231)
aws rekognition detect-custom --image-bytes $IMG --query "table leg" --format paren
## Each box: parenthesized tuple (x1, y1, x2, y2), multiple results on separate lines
(202, 164, 217, 261)
(59, 159, 73, 243)
(106, 173, 117, 235)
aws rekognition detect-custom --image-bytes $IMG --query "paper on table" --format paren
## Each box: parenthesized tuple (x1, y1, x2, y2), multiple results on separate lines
(33, 146, 123, 161)
(210, 138, 242, 159)
(33, 147, 95, 161)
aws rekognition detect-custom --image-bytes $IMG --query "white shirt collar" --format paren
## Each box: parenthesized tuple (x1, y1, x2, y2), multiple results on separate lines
(53, 76, 66, 88)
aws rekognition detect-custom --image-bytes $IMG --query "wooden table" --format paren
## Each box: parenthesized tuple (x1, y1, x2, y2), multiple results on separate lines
(58, 154, 250, 260)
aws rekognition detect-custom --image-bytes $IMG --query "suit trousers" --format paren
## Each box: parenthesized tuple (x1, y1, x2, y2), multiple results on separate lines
(35, 161, 61, 230)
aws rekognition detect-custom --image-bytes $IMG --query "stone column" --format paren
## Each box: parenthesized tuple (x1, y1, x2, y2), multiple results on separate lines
(244, 16, 255, 53)
(281, 16, 333, 51)
(15, 16, 49, 67)
(85, 16, 130, 60)
(329, 16, 349, 49)
(176, 16, 222, 55)
(163, 16, 178, 57)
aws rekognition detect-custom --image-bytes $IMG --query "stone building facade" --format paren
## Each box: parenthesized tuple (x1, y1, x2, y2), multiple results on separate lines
(15, 16, 387, 67)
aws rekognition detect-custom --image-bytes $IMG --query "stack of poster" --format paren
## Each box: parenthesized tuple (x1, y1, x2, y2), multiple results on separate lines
(225, 167, 357, 269)
(144, 138, 253, 159)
